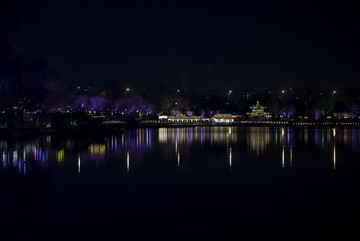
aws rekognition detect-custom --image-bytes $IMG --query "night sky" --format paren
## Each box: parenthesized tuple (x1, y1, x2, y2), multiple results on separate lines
(1, 0, 359, 90)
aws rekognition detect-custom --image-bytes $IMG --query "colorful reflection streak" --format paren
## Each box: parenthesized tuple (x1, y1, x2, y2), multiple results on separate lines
(0, 127, 359, 175)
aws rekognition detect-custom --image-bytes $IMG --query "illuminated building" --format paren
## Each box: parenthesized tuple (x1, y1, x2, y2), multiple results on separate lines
(167, 115, 204, 123)
(247, 101, 271, 121)
(211, 114, 236, 124)
(333, 112, 352, 119)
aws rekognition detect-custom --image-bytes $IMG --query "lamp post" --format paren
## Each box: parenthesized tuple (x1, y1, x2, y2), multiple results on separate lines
(125, 88, 130, 97)
(228, 90, 232, 99)
(332, 90, 336, 98)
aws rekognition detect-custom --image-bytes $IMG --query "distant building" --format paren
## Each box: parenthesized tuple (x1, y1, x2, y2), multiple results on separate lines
(333, 112, 352, 119)
(247, 101, 271, 120)
(157, 112, 237, 124)
(211, 113, 236, 124)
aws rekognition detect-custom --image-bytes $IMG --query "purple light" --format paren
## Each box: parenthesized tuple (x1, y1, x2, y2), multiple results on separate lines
(314, 109, 322, 120)
(171, 109, 180, 116)
(279, 105, 296, 118)
(346, 103, 360, 118)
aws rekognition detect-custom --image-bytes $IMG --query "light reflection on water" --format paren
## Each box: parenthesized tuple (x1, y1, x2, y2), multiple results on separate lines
(0, 127, 360, 175)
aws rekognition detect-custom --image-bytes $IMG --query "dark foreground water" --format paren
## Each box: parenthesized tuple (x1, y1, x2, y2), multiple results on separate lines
(1, 127, 360, 240)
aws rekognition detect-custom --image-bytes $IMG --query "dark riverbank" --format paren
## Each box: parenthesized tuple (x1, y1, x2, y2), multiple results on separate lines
(2, 120, 360, 138)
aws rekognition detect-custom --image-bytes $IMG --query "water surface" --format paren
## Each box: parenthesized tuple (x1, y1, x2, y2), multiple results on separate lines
(1, 127, 360, 240)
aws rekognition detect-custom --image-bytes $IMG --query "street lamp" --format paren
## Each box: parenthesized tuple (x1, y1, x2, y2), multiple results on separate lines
(125, 88, 130, 97)
(228, 90, 232, 99)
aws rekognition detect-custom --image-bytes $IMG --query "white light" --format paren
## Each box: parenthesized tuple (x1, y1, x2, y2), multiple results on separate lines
(333, 146, 336, 170)
(78, 154, 81, 173)
(126, 151, 130, 172)
(229, 146, 232, 172)
(282, 145, 285, 168)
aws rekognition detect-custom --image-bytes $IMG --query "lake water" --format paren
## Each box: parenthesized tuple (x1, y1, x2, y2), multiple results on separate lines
(1, 127, 360, 240)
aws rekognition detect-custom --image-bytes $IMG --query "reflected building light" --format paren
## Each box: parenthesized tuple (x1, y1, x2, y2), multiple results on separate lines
(229, 146, 232, 172)
(23, 161, 26, 176)
(304, 128, 308, 145)
(333, 145, 336, 170)
(177, 152, 180, 168)
(282, 145, 285, 168)
(176, 128, 180, 144)
(146, 129, 150, 147)
(332, 128, 336, 138)
(89, 144, 106, 158)
(290, 145, 293, 167)
(287, 127, 290, 145)
(13, 150, 18, 166)
(149, 129, 152, 147)
(352, 129, 357, 150)
(136, 129, 139, 149)
(43, 150, 48, 163)
(78, 154, 81, 173)
(0, 141, 7, 151)
(175, 139, 178, 153)
(19, 159, 22, 173)
(201, 128, 204, 145)
(228, 127, 232, 135)
(2, 151, 5, 168)
(159, 128, 168, 143)
(126, 151, 130, 172)
(247, 127, 269, 156)
(56, 149, 64, 162)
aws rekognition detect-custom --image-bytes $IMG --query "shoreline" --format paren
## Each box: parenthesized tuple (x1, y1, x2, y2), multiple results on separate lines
(1, 121, 360, 138)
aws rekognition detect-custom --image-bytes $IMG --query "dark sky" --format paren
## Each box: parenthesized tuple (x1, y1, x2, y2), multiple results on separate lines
(1, 0, 359, 90)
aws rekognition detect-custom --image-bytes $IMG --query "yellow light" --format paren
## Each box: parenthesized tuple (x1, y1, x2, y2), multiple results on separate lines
(126, 88, 130, 91)
(177, 152, 180, 168)
(177, 89, 180, 93)
(281, 90, 285, 94)
(89, 144, 106, 157)
(333, 90, 336, 94)
(56, 149, 64, 162)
